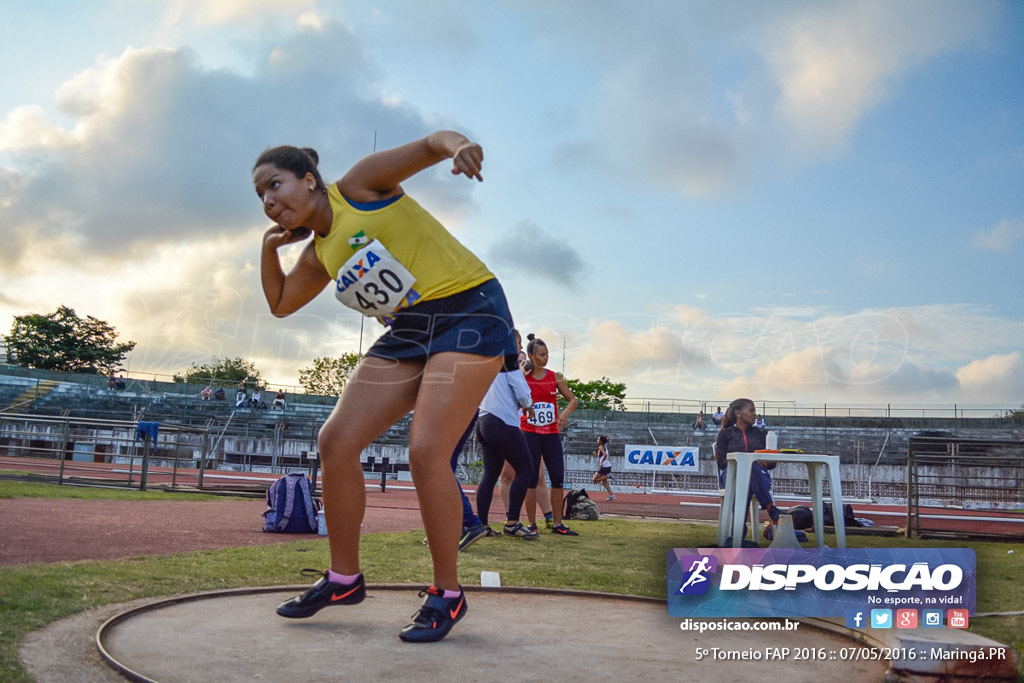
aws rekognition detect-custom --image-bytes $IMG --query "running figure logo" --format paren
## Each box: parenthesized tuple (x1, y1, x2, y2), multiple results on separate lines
(678, 555, 718, 595)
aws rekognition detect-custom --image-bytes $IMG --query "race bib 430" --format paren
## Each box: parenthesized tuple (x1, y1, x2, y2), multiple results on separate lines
(334, 240, 417, 317)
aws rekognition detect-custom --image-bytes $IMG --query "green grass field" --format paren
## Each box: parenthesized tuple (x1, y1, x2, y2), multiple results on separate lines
(0, 481, 1021, 681)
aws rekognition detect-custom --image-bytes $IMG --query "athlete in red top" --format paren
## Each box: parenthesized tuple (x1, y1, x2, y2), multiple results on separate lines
(520, 334, 579, 535)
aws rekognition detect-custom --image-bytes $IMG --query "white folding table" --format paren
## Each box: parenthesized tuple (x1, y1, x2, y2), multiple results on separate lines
(716, 452, 846, 549)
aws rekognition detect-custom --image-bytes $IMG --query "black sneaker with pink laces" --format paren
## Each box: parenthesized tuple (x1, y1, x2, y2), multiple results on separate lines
(399, 586, 467, 643)
(276, 568, 365, 618)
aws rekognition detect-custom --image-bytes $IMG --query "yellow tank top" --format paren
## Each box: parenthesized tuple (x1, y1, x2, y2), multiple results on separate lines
(315, 185, 493, 309)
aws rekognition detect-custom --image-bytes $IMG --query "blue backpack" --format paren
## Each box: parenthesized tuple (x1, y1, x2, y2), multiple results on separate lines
(263, 473, 321, 533)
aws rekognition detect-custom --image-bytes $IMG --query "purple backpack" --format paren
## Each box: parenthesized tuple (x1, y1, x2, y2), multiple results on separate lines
(263, 473, 321, 533)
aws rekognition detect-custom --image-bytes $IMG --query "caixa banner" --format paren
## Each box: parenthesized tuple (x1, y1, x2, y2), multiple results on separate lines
(623, 445, 699, 473)
(667, 548, 976, 618)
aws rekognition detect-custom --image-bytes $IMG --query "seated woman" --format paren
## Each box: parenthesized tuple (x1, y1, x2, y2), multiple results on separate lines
(714, 398, 781, 529)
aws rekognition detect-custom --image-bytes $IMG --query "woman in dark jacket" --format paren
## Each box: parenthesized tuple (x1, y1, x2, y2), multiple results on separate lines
(715, 398, 781, 525)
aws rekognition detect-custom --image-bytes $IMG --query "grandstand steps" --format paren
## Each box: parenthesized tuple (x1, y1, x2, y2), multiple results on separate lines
(1, 379, 61, 413)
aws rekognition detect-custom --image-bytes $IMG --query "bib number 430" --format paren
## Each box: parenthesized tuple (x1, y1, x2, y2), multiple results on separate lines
(334, 240, 416, 317)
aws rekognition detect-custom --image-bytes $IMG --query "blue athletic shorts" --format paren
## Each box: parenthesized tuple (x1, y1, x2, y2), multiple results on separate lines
(366, 278, 517, 368)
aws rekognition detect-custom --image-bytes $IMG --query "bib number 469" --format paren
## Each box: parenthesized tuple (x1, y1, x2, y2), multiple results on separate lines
(528, 402, 556, 427)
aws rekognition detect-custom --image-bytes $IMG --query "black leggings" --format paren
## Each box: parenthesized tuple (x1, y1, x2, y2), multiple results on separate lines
(523, 431, 565, 489)
(475, 413, 534, 524)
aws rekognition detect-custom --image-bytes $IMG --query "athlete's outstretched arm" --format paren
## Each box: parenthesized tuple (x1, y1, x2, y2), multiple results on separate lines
(339, 131, 483, 203)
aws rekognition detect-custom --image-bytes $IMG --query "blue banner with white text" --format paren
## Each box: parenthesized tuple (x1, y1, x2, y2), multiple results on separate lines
(667, 547, 975, 618)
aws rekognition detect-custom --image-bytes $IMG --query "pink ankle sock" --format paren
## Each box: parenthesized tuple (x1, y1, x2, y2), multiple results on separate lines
(442, 588, 461, 599)
(327, 570, 360, 584)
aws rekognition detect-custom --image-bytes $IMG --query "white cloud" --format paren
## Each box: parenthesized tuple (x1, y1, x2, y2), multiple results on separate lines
(519, 0, 998, 195)
(0, 19, 466, 385)
(161, 0, 317, 28)
(0, 105, 72, 152)
(0, 228, 364, 383)
(723, 347, 963, 403)
(974, 218, 1024, 251)
(956, 352, 1024, 403)
(566, 319, 712, 382)
(0, 21, 461, 271)
(758, 1, 995, 158)
(545, 303, 1022, 405)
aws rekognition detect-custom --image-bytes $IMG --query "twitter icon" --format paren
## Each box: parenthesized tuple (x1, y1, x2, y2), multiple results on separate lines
(870, 609, 892, 629)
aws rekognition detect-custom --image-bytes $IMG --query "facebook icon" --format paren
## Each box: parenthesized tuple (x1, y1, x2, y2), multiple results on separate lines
(845, 609, 866, 629)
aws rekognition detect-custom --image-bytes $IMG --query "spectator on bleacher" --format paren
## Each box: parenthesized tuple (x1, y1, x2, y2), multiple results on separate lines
(107, 373, 117, 390)
(214, 387, 226, 401)
(251, 389, 262, 409)
(754, 414, 766, 429)
(235, 387, 247, 408)
(712, 406, 723, 426)
(692, 410, 706, 430)
(201, 386, 212, 401)
(273, 389, 287, 409)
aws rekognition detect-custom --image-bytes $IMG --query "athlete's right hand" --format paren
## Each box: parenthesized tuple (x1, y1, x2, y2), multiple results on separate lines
(263, 225, 312, 249)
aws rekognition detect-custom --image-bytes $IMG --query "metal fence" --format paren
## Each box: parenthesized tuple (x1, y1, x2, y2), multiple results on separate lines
(0, 413, 317, 493)
(621, 397, 1018, 420)
(906, 436, 1024, 539)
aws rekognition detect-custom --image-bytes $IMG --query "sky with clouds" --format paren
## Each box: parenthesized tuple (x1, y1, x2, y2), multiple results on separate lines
(0, 0, 1021, 411)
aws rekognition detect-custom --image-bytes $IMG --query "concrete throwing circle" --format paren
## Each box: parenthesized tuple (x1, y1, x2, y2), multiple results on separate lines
(97, 586, 885, 682)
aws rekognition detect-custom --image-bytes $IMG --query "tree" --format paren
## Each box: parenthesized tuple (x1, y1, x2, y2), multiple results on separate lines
(298, 353, 361, 396)
(563, 376, 627, 411)
(3, 305, 136, 375)
(174, 357, 264, 389)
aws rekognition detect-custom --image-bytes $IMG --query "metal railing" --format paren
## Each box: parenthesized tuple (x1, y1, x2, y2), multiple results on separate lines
(621, 397, 1018, 420)
(906, 436, 1024, 539)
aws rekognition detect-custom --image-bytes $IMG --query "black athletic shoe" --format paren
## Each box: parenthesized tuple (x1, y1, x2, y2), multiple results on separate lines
(458, 523, 490, 552)
(276, 568, 365, 618)
(503, 521, 540, 540)
(551, 523, 578, 536)
(399, 586, 467, 643)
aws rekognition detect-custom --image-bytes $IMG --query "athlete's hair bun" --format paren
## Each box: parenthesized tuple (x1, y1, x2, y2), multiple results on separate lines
(301, 148, 320, 166)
